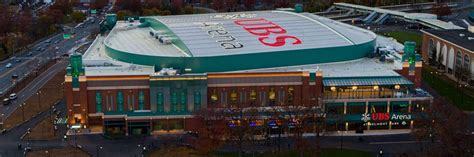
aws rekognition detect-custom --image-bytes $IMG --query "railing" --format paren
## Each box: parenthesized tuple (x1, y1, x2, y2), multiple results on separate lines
(323, 88, 432, 100)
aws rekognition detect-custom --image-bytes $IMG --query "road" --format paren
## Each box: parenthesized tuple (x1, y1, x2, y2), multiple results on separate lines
(0, 16, 99, 96)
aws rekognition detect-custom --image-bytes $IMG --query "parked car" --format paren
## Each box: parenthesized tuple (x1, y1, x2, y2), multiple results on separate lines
(45, 39, 51, 43)
(9, 93, 17, 100)
(15, 59, 21, 63)
(2, 98, 10, 105)
(5, 63, 12, 68)
(27, 52, 33, 56)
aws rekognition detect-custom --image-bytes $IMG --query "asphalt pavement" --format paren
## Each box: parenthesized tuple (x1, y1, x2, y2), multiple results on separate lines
(0, 17, 99, 96)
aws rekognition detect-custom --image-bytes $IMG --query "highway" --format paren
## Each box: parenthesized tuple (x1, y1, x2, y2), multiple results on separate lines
(0, 16, 100, 97)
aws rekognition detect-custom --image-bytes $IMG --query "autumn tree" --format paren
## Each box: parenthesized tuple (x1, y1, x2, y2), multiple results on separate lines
(193, 108, 228, 155)
(411, 99, 473, 157)
(432, 3, 452, 17)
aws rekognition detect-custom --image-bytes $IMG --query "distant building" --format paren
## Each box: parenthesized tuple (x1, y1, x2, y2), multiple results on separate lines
(421, 27, 474, 84)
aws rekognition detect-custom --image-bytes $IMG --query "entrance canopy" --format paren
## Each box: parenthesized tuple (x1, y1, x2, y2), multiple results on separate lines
(323, 76, 413, 87)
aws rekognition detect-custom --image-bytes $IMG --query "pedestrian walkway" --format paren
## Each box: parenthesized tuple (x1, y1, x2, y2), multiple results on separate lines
(323, 129, 411, 137)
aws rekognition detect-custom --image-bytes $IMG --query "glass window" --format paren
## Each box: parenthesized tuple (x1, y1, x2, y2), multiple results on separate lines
(327, 105, 344, 114)
(391, 101, 409, 113)
(95, 92, 102, 113)
(138, 90, 145, 110)
(157, 92, 164, 112)
(180, 91, 187, 112)
(171, 92, 177, 112)
(456, 51, 462, 69)
(220, 92, 227, 107)
(117, 91, 124, 112)
(369, 102, 387, 113)
(194, 91, 201, 111)
(105, 95, 110, 111)
(464, 54, 470, 70)
(347, 103, 365, 114)
(230, 90, 237, 103)
(128, 95, 133, 111)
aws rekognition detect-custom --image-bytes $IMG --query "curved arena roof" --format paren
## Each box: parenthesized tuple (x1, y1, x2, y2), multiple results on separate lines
(104, 11, 376, 73)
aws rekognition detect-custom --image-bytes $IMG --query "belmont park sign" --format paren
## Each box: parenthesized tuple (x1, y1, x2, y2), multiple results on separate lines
(361, 113, 412, 122)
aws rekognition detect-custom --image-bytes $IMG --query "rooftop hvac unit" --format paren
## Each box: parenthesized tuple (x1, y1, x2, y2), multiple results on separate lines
(162, 38, 173, 44)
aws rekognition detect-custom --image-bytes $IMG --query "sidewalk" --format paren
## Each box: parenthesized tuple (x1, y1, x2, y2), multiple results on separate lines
(323, 129, 411, 137)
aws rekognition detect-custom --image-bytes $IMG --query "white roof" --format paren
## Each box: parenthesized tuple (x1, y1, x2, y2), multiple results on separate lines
(235, 35, 404, 77)
(105, 11, 376, 57)
(83, 36, 155, 76)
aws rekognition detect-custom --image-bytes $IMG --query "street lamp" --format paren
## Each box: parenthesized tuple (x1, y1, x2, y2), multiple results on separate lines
(36, 91, 42, 110)
(21, 103, 26, 122)
(96, 145, 103, 157)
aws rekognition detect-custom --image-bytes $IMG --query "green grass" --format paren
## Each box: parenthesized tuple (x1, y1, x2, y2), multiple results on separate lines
(422, 68, 474, 111)
(215, 148, 375, 157)
(381, 31, 422, 47)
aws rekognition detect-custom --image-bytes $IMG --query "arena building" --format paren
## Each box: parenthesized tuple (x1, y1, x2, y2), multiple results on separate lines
(66, 11, 432, 136)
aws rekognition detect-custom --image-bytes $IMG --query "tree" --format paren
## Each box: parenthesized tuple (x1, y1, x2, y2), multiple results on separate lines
(71, 11, 86, 23)
(116, 10, 133, 20)
(432, 3, 452, 17)
(183, 5, 194, 14)
(243, 0, 256, 10)
(411, 99, 473, 157)
(193, 108, 228, 155)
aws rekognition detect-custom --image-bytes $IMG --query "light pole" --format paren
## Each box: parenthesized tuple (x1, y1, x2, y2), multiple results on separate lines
(1, 113, 4, 128)
(21, 103, 26, 122)
(96, 145, 103, 157)
(36, 91, 42, 110)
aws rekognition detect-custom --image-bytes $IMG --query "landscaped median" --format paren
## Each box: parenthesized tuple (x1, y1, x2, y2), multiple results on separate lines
(145, 147, 375, 157)
(1, 71, 65, 130)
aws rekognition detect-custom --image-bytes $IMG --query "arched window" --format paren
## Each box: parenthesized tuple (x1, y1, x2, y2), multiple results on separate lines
(456, 51, 462, 70)
(428, 39, 435, 59)
(464, 54, 470, 70)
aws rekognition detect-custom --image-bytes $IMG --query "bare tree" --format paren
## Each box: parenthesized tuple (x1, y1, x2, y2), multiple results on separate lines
(411, 99, 473, 157)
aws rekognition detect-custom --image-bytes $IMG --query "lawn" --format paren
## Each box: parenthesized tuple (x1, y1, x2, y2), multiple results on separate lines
(27, 147, 90, 157)
(24, 114, 57, 140)
(146, 147, 374, 157)
(380, 31, 422, 47)
(422, 68, 474, 111)
(2, 71, 65, 130)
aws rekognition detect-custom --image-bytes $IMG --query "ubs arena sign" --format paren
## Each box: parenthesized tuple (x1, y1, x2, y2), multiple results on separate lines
(197, 13, 302, 50)
(361, 113, 413, 122)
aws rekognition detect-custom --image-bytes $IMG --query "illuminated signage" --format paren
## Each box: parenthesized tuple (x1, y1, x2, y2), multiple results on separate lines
(234, 18, 302, 47)
(361, 113, 412, 122)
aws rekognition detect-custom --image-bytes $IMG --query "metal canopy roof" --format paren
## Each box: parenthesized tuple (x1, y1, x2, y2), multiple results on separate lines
(323, 76, 413, 87)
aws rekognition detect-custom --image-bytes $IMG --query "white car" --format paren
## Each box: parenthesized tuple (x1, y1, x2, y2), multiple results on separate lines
(5, 63, 12, 68)
(9, 93, 17, 100)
